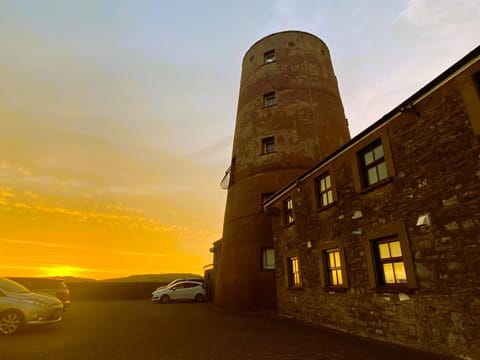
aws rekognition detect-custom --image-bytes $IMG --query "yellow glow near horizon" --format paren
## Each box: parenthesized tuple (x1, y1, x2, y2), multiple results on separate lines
(37, 265, 86, 278)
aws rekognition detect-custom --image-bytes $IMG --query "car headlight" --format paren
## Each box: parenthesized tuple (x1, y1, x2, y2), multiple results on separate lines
(22, 299, 48, 307)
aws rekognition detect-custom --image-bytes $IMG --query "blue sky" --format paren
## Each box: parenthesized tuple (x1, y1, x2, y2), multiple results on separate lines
(0, 0, 479, 277)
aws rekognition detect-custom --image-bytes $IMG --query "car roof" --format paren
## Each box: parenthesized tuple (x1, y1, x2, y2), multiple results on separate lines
(168, 280, 202, 287)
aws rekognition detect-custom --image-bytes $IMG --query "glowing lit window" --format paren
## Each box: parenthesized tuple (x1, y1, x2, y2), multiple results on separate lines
(315, 172, 334, 208)
(264, 49, 276, 64)
(359, 139, 388, 187)
(287, 256, 301, 288)
(264, 92, 276, 107)
(283, 197, 295, 225)
(375, 237, 407, 286)
(262, 248, 275, 270)
(325, 248, 343, 287)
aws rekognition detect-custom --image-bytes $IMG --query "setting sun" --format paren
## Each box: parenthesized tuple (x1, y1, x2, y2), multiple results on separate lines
(37, 265, 86, 278)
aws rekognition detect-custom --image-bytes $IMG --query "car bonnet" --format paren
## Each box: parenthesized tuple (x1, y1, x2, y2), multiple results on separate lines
(7, 291, 62, 305)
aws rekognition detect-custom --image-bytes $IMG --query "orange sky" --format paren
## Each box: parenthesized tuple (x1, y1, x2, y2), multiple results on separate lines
(0, 110, 226, 279)
(1, 1, 479, 279)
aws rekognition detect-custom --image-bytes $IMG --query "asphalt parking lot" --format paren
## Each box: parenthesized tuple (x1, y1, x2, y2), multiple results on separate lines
(1, 300, 452, 360)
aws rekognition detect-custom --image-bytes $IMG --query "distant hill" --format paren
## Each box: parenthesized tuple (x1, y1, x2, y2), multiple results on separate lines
(98, 273, 203, 283)
(61, 276, 97, 283)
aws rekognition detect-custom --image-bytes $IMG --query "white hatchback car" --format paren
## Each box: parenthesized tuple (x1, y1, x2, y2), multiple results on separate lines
(152, 281, 205, 304)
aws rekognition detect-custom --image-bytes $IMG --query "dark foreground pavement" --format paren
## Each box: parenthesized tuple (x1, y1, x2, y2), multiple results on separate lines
(0, 300, 452, 360)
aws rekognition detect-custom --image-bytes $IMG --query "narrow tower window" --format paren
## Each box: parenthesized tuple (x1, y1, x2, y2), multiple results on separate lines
(263, 92, 276, 107)
(264, 49, 276, 64)
(261, 136, 275, 154)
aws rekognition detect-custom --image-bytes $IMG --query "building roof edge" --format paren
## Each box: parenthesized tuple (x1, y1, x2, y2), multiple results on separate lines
(264, 44, 480, 209)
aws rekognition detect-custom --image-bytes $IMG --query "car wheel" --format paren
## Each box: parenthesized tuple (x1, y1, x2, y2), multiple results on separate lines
(160, 295, 169, 304)
(0, 310, 24, 335)
(194, 294, 205, 303)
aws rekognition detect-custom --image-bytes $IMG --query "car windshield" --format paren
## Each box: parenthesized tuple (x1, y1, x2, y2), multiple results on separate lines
(0, 278, 30, 293)
(166, 279, 182, 287)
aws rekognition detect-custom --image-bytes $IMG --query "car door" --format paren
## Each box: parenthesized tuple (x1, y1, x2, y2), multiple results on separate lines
(169, 283, 185, 300)
(181, 282, 200, 300)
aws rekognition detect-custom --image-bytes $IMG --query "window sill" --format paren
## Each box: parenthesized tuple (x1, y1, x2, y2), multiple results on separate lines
(375, 286, 414, 294)
(325, 286, 348, 292)
(360, 177, 392, 194)
(263, 104, 277, 109)
(282, 222, 295, 228)
(288, 286, 302, 291)
(316, 202, 337, 212)
(261, 268, 275, 272)
(260, 151, 276, 156)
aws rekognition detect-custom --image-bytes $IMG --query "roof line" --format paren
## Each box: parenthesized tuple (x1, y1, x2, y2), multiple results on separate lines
(264, 44, 480, 209)
(242, 30, 328, 63)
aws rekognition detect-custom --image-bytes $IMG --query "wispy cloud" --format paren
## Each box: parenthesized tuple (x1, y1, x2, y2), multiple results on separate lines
(0, 237, 85, 250)
(114, 251, 167, 258)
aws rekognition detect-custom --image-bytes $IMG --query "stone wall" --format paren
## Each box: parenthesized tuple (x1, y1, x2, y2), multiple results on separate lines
(269, 59, 480, 359)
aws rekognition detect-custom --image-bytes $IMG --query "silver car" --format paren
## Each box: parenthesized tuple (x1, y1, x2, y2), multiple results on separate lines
(0, 277, 63, 335)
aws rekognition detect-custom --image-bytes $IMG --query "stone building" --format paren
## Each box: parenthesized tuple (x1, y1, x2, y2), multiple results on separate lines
(215, 31, 350, 310)
(264, 44, 480, 359)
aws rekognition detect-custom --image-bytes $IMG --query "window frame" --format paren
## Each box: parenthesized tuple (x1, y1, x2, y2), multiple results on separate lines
(261, 136, 275, 155)
(364, 221, 417, 292)
(319, 242, 349, 291)
(261, 248, 275, 270)
(359, 139, 388, 188)
(350, 128, 395, 193)
(286, 256, 301, 288)
(263, 91, 276, 108)
(314, 171, 336, 210)
(373, 237, 408, 288)
(283, 196, 295, 226)
(264, 49, 276, 64)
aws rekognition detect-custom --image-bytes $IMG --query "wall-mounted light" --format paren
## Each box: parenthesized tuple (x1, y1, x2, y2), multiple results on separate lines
(306, 241, 312, 248)
(416, 213, 431, 226)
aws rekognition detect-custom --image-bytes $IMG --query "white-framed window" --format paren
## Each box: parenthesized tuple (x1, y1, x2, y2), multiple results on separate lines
(262, 248, 275, 270)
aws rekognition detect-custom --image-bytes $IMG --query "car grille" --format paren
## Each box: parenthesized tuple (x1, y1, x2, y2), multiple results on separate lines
(48, 309, 63, 321)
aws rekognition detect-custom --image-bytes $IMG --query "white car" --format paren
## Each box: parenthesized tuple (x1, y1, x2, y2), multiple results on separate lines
(154, 277, 203, 292)
(152, 281, 205, 304)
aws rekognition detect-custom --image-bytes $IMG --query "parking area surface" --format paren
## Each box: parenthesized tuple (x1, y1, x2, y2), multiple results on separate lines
(1, 300, 452, 360)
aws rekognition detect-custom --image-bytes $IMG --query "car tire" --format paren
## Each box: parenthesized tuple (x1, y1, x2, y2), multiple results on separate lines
(194, 294, 205, 303)
(0, 310, 24, 335)
(160, 295, 169, 304)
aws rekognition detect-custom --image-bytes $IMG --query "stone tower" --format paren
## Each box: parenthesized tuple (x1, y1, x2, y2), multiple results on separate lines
(215, 31, 350, 310)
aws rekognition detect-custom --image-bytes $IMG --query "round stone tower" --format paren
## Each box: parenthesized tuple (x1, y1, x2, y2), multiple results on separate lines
(215, 31, 350, 310)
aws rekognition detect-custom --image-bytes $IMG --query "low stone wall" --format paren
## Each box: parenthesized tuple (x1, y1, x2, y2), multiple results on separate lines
(67, 282, 167, 301)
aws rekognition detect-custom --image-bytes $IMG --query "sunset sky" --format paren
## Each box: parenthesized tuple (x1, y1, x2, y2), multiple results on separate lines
(1, 0, 479, 279)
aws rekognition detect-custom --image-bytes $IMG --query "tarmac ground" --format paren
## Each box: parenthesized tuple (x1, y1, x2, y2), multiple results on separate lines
(0, 300, 453, 360)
